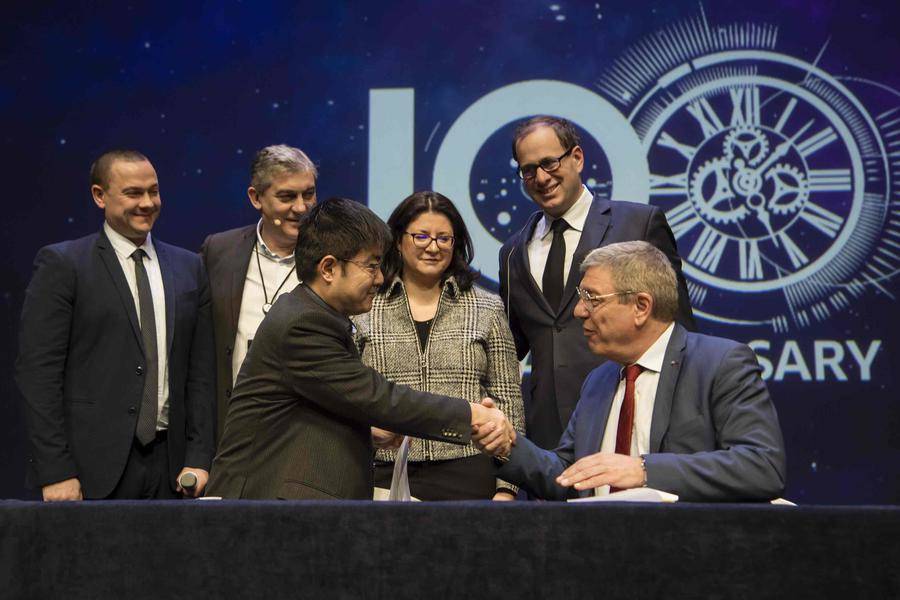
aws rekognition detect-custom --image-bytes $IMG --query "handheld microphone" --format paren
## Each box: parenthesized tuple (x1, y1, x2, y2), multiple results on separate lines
(273, 218, 283, 226)
(178, 471, 198, 492)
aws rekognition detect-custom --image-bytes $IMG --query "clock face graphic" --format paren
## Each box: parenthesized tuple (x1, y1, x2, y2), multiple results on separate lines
(601, 22, 895, 331)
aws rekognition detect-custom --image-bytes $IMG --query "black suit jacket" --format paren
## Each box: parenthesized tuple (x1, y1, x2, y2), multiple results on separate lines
(499, 196, 696, 450)
(15, 229, 216, 498)
(200, 224, 257, 442)
(206, 284, 473, 500)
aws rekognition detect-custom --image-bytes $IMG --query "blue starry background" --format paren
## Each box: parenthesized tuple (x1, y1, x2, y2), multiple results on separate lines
(1, 0, 898, 502)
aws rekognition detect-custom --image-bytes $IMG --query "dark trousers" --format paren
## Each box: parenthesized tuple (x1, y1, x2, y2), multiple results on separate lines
(374, 454, 496, 501)
(105, 431, 179, 500)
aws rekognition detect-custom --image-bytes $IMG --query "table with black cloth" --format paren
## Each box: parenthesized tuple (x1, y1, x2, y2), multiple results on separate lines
(1, 500, 897, 598)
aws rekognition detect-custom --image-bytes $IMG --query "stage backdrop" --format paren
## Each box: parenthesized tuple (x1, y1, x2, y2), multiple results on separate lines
(2, 0, 897, 503)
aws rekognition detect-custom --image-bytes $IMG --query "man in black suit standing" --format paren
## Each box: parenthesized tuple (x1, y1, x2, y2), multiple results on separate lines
(201, 144, 317, 441)
(207, 198, 515, 500)
(16, 150, 215, 500)
(499, 116, 696, 451)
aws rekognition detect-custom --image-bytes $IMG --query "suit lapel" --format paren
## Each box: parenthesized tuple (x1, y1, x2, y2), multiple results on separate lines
(558, 196, 612, 314)
(649, 324, 687, 453)
(229, 227, 256, 335)
(581, 367, 621, 455)
(95, 231, 143, 350)
(512, 211, 555, 317)
(154, 241, 176, 358)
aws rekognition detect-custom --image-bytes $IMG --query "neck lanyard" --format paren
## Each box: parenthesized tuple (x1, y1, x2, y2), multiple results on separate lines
(256, 241, 294, 314)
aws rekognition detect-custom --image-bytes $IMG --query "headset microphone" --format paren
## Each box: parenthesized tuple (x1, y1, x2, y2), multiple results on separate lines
(273, 218, 283, 226)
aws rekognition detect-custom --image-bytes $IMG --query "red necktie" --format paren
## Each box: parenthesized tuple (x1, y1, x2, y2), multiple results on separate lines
(611, 364, 643, 493)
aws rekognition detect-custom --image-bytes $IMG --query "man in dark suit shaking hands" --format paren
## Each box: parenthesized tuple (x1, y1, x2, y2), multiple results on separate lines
(207, 198, 516, 500)
(16, 150, 216, 500)
(499, 116, 696, 451)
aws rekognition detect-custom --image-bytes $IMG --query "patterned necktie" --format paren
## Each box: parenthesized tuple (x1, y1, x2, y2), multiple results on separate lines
(610, 364, 644, 493)
(132, 249, 158, 445)
(542, 218, 569, 311)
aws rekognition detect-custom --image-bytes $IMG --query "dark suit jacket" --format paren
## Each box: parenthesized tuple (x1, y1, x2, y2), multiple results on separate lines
(499, 196, 696, 450)
(205, 284, 473, 500)
(499, 324, 787, 502)
(15, 229, 216, 498)
(200, 224, 257, 442)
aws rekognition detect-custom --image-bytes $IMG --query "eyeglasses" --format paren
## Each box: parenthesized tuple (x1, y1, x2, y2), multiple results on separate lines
(575, 287, 636, 311)
(405, 232, 455, 249)
(516, 147, 575, 180)
(339, 258, 382, 277)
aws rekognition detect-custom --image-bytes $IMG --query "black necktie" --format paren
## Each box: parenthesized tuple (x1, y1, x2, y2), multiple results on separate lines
(542, 218, 569, 311)
(132, 249, 158, 445)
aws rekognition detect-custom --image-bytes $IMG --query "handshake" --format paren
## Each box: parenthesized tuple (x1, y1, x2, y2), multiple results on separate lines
(371, 397, 517, 458)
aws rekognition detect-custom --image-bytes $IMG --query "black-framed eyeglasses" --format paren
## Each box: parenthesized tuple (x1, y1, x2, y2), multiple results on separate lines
(516, 147, 576, 180)
(339, 257, 382, 277)
(405, 232, 455, 249)
(576, 287, 636, 311)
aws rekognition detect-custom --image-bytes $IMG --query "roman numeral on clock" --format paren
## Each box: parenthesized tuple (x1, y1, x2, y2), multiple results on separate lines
(796, 126, 838, 158)
(656, 131, 697, 160)
(688, 226, 728, 273)
(729, 86, 761, 127)
(666, 200, 701, 239)
(808, 169, 852, 192)
(799, 201, 844, 238)
(649, 172, 688, 196)
(777, 231, 810, 268)
(686, 97, 725, 138)
(738, 239, 764, 279)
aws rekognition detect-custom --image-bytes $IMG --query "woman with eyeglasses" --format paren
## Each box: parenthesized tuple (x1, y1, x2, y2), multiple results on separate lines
(353, 190, 525, 500)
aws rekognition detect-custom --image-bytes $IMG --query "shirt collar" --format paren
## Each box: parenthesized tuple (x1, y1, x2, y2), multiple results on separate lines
(535, 185, 593, 241)
(621, 321, 676, 377)
(256, 219, 295, 265)
(386, 275, 460, 298)
(104, 221, 157, 262)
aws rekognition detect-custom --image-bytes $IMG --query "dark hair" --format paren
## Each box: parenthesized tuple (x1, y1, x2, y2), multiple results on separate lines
(90, 149, 150, 189)
(511, 116, 581, 162)
(294, 197, 391, 282)
(380, 190, 479, 292)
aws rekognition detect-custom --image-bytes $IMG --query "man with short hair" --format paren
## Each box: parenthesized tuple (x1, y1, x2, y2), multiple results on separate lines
(16, 150, 215, 500)
(497, 241, 786, 502)
(206, 198, 515, 500)
(201, 144, 317, 441)
(500, 116, 697, 451)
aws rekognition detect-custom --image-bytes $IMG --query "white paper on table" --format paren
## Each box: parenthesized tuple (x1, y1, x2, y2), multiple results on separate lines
(567, 487, 679, 503)
(372, 436, 420, 501)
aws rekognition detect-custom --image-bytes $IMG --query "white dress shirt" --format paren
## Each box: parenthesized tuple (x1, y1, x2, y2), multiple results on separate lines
(594, 322, 675, 496)
(527, 185, 594, 293)
(103, 222, 169, 429)
(232, 220, 300, 384)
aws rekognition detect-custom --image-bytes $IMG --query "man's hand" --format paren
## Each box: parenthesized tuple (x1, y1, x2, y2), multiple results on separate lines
(492, 491, 516, 501)
(176, 468, 209, 498)
(42, 477, 82, 501)
(371, 427, 404, 450)
(556, 453, 644, 491)
(471, 398, 516, 457)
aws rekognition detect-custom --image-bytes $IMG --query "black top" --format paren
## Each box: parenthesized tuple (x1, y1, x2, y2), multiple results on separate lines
(414, 318, 433, 352)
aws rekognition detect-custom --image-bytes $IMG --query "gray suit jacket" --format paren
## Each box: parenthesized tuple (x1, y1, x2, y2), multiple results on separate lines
(499, 196, 696, 450)
(205, 284, 473, 500)
(499, 324, 786, 502)
(200, 225, 257, 442)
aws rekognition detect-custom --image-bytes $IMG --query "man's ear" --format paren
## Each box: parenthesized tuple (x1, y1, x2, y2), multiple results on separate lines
(248, 187, 262, 211)
(633, 292, 654, 327)
(91, 185, 106, 209)
(571, 145, 585, 174)
(317, 255, 340, 283)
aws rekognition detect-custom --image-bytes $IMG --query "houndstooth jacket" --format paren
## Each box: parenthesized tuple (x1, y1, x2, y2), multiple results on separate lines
(353, 276, 525, 493)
